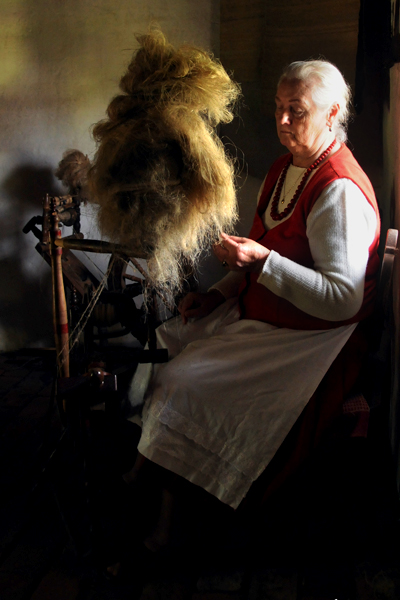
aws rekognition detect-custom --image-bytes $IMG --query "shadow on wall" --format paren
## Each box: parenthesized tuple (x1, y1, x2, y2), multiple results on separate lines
(0, 0, 220, 351)
(0, 165, 64, 350)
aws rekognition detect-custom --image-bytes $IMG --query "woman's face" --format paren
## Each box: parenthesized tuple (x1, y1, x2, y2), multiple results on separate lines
(275, 78, 331, 162)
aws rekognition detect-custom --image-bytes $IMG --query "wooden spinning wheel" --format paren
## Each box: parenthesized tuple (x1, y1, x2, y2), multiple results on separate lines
(23, 193, 169, 379)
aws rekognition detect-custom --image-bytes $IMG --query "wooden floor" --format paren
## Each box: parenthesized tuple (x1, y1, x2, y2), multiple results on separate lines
(1, 348, 400, 600)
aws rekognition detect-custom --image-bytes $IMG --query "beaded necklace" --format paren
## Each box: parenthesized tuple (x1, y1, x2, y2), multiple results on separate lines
(281, 168, 306, 204)
(270, 139, 337, 222)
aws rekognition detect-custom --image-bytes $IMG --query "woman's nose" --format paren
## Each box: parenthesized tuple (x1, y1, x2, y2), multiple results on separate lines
(280, 111, 291, 125)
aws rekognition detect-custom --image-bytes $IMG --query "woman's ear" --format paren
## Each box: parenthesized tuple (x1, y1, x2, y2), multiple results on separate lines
(327, 103, 340, 127)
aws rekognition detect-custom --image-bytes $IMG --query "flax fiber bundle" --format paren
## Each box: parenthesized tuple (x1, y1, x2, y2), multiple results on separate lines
(88, 28, 241, 295)
(55, 149, 91, 198)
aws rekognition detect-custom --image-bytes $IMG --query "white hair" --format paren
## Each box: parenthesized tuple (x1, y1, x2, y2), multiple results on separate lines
(278, 60, 352, 143)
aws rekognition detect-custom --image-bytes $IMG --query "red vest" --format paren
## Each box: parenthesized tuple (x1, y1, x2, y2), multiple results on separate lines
(239, 144, 381, 329)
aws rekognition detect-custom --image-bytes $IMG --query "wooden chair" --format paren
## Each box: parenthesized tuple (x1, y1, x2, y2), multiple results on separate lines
(342, 228, 399, 428)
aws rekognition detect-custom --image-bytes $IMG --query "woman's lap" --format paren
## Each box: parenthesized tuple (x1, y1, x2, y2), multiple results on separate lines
(132, 300, 356, 508)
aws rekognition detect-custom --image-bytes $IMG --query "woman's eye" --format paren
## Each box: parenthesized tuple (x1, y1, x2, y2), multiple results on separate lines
(291, 107, 304, 117)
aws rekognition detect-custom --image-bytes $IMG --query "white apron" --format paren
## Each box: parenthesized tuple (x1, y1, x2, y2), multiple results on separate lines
(130, 298, 355, 509)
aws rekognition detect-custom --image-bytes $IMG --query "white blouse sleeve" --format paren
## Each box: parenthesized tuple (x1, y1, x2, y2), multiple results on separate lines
(257, 179, 378, 321)
(208, 271, 244, 299)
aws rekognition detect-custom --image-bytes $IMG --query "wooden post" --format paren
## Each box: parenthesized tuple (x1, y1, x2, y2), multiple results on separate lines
(49, 199, 70, 378)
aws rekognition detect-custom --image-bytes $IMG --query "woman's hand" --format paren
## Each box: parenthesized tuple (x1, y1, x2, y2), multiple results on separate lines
(178, 289, 225, 324)
(213, 232, 270, 272)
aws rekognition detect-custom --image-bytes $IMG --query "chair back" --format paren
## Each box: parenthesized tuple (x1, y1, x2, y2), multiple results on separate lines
(365, 228, 398, 408)
(375, 228, 398, 322)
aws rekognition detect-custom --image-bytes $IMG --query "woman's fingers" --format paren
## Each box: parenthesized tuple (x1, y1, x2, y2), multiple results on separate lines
(214, 232, 270, 272)
(221, 233, 248, 245)
(213, 244, 227, 262)
(178, 292, 198, 324)
(182, 305, 204, 322)
(178, 290, 224, 324)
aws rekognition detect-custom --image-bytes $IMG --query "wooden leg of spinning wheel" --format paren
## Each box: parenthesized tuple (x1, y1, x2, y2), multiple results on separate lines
(50, 207, 70, 378)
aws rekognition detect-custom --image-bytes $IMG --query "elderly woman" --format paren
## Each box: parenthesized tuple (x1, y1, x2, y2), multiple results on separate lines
(126, 60, 380, 519)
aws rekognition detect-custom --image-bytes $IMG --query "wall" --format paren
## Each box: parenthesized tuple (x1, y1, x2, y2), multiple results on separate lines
(383, 61, 400, 492)
(0, 0, 219, 351)
(220, 0, 363, 179)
